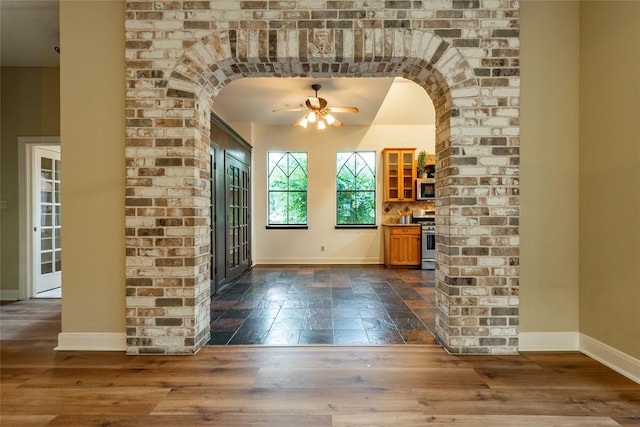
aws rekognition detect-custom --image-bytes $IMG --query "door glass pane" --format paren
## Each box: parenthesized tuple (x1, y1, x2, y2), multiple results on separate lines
(41, 262, 53, 274)
(41, 157, 53, 179)
(42, 252, 52, 263)
(41, 213, 52, 226)
(41, 190, 53, 203)
(42, 238, 53, 250)
(41, 246, 53, 274)
(227, 164, 240, 269)
(54, 250, 62, 272)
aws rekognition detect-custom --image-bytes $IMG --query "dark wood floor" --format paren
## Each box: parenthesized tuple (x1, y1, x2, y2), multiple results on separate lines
(2, 295, 640, 426)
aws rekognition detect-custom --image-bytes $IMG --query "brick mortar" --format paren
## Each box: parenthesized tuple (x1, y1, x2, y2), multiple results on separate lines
(125, 0, 520, 355)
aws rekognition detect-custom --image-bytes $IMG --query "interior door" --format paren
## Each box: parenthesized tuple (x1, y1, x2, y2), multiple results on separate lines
(209, 147, 216, 296)
(33, 146, 62, 294)
(225, 154, 250, 282)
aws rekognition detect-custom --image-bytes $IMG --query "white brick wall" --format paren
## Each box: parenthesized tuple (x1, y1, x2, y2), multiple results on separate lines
(125, 0, 520, 355)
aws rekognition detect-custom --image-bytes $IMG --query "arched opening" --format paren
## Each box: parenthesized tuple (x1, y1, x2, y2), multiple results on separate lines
(125, 27, 519, 356)
(207, 76, 439, 346)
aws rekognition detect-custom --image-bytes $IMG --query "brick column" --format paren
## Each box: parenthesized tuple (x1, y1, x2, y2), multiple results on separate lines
(125, 95, 211, 354)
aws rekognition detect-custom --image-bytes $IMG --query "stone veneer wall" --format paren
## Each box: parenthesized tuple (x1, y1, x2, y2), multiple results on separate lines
(125, 0, 520, 355)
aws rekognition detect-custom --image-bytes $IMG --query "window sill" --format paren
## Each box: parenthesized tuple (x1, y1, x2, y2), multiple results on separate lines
(266, 225, 309, 230)
(335, 225, 378, 230)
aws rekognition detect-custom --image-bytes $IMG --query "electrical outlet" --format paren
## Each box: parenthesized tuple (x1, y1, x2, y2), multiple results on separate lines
(0, 200, 6, 209)
(320, 245, 325, 252)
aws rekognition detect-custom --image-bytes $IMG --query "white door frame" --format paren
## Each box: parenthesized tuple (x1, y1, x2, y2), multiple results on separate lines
(18, 137, 60, 299)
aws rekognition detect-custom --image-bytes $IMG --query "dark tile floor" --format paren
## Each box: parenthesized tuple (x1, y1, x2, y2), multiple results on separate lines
(207, 265, 438, 346)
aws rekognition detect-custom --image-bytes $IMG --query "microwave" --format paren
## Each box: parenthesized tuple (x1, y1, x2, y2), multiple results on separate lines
(416, 178, 436, 200)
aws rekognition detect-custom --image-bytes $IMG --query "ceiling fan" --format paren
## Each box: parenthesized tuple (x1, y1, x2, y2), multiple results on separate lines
(273, 84, 359, 130)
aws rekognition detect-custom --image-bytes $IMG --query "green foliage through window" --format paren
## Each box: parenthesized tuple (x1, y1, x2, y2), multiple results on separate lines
(336, 151, 376, 225)
(268, 152, 308, 225)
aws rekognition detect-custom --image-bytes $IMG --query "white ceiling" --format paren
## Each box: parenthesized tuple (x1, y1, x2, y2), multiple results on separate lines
(213, 77, 435, 127)
(1, 0, 60, 67)
(0, 1, 436, 126)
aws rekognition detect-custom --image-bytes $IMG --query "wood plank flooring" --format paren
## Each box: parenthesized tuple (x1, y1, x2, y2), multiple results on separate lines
(2, 298, 639, 426)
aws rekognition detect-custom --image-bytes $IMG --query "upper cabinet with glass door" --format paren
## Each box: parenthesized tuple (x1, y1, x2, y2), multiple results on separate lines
(382, 148, 416, 202)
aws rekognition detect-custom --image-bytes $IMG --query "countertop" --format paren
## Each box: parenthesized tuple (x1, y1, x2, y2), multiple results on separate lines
(381, 223, 421, 227)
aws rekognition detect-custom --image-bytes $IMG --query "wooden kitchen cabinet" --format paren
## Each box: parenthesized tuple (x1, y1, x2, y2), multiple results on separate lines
(383, 225, 421, 267)
(382, 148, 416, 202)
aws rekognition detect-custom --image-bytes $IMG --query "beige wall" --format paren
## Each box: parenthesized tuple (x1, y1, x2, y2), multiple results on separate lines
(579, 2, 640, 358)
(59, 1, 126, 333)
(50, 0, 639, 359)
(1, 67, 60, 295)
(519, 1, 580, 332)
(252, 124, 435, 264)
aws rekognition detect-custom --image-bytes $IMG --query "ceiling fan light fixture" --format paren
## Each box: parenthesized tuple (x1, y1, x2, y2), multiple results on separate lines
(307, 111, 317, 123)
(273, 84, 359, 130)
(325, 113, 336, 125)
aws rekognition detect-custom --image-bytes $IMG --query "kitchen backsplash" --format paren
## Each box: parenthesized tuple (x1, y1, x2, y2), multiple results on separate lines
(382, 201, 434, 224)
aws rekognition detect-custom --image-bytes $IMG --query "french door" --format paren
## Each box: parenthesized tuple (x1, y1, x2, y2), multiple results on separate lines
(210, 147, 216, 296)
(209, 114, 252, 294)
(33, 146, 62, 294)
(225, 155, 250, 282)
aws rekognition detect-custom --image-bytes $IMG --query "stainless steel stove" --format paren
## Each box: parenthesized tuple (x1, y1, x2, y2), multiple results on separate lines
(412, 209, 436, 270)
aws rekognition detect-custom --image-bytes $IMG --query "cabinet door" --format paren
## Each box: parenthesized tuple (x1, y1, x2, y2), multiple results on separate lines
(388, 235, 402, 264)
(401, 151, 415, 201)
(385, 151, 400, 200)
(406, 235, 421, 264)
(383, 149, 416, 202)
(389, 234, 420, 266)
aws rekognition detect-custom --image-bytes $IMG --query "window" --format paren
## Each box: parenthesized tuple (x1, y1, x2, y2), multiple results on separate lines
(267, 151, 308, 227)
(336, 151, 376, 226)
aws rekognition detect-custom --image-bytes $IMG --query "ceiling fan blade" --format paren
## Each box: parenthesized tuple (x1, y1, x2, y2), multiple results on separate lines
(273, 107, 306, 112)
(328, 106, 359, 113)
(331, 117, 344, 127)
(294, 115, 309, 127)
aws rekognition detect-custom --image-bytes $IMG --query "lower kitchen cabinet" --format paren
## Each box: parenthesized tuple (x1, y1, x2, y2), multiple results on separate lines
(383, 225, 421, 267)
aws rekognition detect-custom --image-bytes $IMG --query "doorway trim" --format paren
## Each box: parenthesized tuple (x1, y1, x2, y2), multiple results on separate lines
(18, 136, 60, 300)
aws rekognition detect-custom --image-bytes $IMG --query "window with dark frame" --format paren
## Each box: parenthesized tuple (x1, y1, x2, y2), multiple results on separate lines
(267, 151, 308, 227)
(336, 151, 376, 227)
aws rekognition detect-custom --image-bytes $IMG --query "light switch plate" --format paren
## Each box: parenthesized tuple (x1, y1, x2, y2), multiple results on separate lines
(0, 200, 6, 209)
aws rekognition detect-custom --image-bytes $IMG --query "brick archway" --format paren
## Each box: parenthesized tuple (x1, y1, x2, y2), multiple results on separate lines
(125, 10, 520, 356)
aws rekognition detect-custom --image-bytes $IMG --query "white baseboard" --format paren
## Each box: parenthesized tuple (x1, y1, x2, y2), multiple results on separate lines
(519, 331, 639, 384)
(56, 332, 126, 352)
(519, 331, 579, 351)
(579, 333, 640, 384)
(0, 290, 20, 301)
(255, 257, 382, 265)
